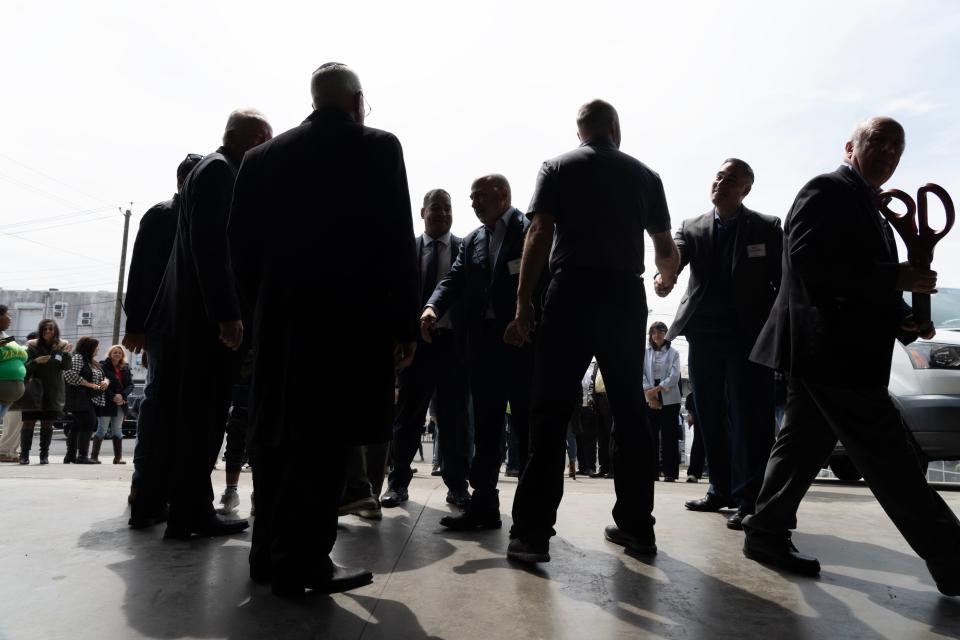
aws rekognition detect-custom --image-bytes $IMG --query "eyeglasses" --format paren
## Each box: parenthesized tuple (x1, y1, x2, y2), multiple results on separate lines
(359, 92, 372, 118)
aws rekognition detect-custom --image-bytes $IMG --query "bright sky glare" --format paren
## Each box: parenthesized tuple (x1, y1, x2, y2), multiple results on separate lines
(2, 0, 959, 331)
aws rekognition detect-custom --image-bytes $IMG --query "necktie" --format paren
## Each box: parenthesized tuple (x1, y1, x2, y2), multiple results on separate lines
(422, 240, 440, 306)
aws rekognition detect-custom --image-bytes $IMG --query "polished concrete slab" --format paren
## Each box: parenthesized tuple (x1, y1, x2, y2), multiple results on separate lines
(1, 462, 958, 639)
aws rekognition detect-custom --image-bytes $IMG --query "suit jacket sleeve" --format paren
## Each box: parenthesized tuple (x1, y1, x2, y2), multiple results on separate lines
(788, 179, 898, 300)
(123, 203, 168, 333)
(674, 220, 692, 276)
(228, 154, 263, 316)
(428, 239, 467, 318)
(380, 135, 419, 343)
(768, 217, 784, 294)
(190, 160, 242, 323)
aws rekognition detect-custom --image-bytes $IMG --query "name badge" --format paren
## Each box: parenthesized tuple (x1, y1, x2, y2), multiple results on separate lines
(508, 258, 522, 275)
(747, 243, 767, 258)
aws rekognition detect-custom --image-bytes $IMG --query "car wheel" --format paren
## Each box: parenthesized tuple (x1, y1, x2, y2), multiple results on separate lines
(830, 456, 862, 483)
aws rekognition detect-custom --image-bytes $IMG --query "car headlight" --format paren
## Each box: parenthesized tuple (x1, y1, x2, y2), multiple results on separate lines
(903, 342, 960, 369)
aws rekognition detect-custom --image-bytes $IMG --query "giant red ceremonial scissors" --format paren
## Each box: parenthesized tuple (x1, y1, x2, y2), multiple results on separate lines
(879, 183, 955, 332)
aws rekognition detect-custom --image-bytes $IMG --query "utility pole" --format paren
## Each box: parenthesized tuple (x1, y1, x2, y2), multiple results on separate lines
(113, 204, 132, 345)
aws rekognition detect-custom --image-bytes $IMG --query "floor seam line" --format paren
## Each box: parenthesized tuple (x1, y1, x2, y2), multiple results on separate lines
(356, 482, 440, 640)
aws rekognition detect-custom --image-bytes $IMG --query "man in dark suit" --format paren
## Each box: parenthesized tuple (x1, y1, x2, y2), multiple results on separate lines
(379, 188, 470, 509)
(228, 63, 419, 596)
(146, 110, 272, 539)
(422, 174, 537, 531)
(655, 159, 783, 529)
(123, 153, 201, 528)
(505, 100, 679, 563)
(741, 117, 960, 597)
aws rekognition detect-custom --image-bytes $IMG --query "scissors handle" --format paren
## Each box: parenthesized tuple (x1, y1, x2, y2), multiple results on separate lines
(917, 183, 956, 241)
(878, 188, 918, 239)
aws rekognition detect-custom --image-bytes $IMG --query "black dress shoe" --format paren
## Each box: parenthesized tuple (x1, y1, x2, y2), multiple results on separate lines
(743, 530, 820, 576)
(271, 564, 373, 596)
(439, 510, 501, 531)
(684, 494, 736, 512)
(445, 490, 471, 508)
(604, 525, 657, 555)
(163, 515, 249, 539)
(507, 538, 550, 564)
(726, 511, 748, 530)
(129, 507, 169, 530)
(926, 556, 960, 597)
(380, 487, 408, 508)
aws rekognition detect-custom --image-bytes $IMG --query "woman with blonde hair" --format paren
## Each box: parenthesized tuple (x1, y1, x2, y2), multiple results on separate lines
(96, 344, 133, 464)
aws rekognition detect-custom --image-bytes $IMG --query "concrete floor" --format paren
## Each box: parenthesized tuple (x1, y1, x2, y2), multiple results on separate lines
(1, 460, 959, 640)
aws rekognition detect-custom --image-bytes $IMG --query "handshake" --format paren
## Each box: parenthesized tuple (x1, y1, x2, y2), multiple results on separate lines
(653, 272, 677, 298)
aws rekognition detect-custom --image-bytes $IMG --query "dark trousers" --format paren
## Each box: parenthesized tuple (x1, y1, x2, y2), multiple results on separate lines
(66, 409, 96, 460)
(687, 334, 775, 512)
(511, 272, 653, 543)
(687, 416, 706, 478)
(165, 336, 237, 529)
(469, 321, 534, 514)
(649, 403, 681, 480)
(388, 330, 469, 494)
(250, 437, 349, 582)
(345, 441, 389, 498)
(131, 333, 170, 519)
(746, 377, 960, 561)
(594, 393, 615, 474)
(223, 379, 250, 474)
(576, 406, 597, 474)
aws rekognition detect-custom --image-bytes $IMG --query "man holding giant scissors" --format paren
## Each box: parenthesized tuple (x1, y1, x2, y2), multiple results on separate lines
(742, 117, 960, 597)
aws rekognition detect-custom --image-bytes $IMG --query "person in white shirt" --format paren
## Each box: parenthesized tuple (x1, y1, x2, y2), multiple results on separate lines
(643, 322, 682, 481)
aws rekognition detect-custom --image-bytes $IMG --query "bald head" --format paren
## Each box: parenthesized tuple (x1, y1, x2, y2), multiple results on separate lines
(470, 174, 512, 229)
(311, 62, 365, 123)
(844, 116, 905, 189)
(222, 109, 272, 158)
(576, 100, 621, 147)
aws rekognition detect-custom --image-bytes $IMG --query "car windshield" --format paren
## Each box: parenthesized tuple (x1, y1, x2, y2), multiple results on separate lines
(908, 288, 960, 330)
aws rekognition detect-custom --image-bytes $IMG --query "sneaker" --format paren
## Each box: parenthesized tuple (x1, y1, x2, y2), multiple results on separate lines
(18, 454, 29, 465)
(604, 525, 657, 555)
(216, 490, 240, 515)
(339, 489, 379, 517)
(507, 538, 550, 564)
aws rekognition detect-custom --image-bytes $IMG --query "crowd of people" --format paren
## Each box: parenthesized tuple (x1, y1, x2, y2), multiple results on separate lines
(1, 61, 958, 600)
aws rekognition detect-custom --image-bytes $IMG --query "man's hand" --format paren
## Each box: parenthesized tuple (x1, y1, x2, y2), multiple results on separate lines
(122, 333, 146, 354)
(504, 300, 536, 347)
(394, 341, 417, 369)
(420, 307, 438, 343)
(219, 320, 243, 351)
(901, 316, 937, 341)
(653, 273, 675, 298)
(896, 262, 937, 294)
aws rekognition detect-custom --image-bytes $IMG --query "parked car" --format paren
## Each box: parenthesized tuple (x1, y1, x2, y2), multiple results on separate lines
(121, 379, 145, 438)
(828, 288, 960, 481)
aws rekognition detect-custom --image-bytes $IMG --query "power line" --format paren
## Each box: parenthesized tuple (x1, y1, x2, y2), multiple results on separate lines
(0, 205, 118, 232)
(0, 229, 115, 265)
(0, 173, 92, 211)
(5, 213, 119, 235)
(0, 151, 114, 206)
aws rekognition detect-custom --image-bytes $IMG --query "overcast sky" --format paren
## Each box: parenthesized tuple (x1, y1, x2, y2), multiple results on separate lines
(2, 0, 959, 329)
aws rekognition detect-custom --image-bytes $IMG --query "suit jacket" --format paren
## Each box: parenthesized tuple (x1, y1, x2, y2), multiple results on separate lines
(146, 149, 242, 338)
(750, 166, 912, 387)
(124, 195, 179, 334)
(228, 106, 419, 446)
(417, 233, 462, 326)
(667, 206, 783, 342)
(428, 207, 538, 357)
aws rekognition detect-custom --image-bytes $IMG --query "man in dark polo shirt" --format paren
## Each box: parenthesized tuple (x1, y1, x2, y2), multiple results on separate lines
(505, 100, 680, 563)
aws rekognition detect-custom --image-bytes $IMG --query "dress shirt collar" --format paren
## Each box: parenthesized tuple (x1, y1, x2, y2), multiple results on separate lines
(841, 161, 880, 195)
(713, 205, 742, 228)
(424, 231, 451, 247)
(485, 208, 514, 233)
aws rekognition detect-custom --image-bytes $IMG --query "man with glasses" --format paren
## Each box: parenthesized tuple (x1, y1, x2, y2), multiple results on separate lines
(228, 63, 419, 596)
(123, 153, 202, 529)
